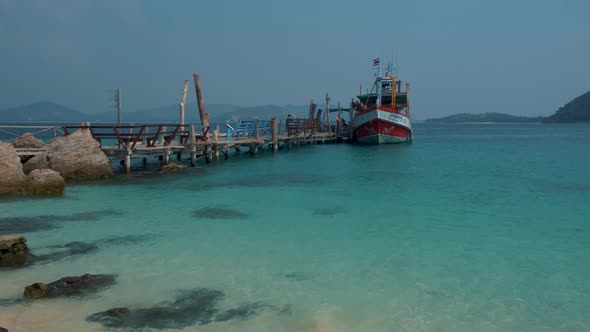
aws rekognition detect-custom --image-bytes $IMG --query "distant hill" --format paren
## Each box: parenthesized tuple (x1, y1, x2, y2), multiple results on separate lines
(544, 91, 590, 123)
(0, 101, 89, 122)
(0, 102, 310, 124)
(424, 112, 543, 123)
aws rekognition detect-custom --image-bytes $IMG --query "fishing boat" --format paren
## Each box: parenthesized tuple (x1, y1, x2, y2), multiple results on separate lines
(351, 62, 412, 144)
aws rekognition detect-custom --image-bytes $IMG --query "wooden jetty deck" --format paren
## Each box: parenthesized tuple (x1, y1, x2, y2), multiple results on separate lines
(3, 119, 347, 174)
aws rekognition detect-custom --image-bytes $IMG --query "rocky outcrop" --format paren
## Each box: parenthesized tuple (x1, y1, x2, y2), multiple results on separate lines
(0, 326, 8, 332)
(25, 169, 65, 196)
(0, 235, 32, 267)
(23, 128, 113, 181)
(0, 142, 26, 195)
(23, 274, 117, 299)
(13, 133, 45, 149)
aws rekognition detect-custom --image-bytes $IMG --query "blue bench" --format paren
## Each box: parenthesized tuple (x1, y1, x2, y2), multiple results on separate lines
(226, 120, 272, 141)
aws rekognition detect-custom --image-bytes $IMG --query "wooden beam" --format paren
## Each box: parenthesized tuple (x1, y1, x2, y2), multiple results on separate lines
(193, 74, 210, 140)
(179, 80, 189, 131)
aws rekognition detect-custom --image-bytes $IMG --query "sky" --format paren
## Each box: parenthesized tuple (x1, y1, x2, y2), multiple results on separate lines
(0, 0, 589, 119)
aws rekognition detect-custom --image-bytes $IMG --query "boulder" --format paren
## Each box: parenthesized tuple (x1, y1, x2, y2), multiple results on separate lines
(0, 235, 32, 267)
(13, 133, 45, 149)
(23, 128, 113, 180)
(23, 273, 117, 299)
(159, 162, 185, 173)
(0, 327, 7, 332)
(0, 142, 26, 195)
(25, 169, 65, 196)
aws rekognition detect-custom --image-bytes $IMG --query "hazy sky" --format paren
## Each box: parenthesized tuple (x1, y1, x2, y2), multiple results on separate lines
(1, 0, 589, 119)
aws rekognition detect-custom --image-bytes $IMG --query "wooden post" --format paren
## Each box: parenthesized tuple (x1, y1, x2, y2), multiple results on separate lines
(406, 82, 410, 118)
(213, 125, 219, 142)
(254, 120, 260, 140)
(160, 126, 167, 144)
(349, 99, 355, 140)
(179, 80, 189, 131)
(214, 145, 220, 161)
(164, 149, 171, 165)
(190, 124, 197, 167)
(325, 94, 331, 134)
(271, 117, 278, 152)
(193, 74, 210, 140)
(308, 100, 315, 120)
(124, 148, 131, 174)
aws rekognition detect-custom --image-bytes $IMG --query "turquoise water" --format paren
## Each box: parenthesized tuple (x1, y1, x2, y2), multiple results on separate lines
(1, 123, 590, 331)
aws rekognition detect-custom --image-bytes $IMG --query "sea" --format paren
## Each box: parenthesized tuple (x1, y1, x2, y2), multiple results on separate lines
(1, 122, 589, 332)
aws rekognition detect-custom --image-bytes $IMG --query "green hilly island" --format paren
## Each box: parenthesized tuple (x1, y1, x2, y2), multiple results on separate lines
(424, 112, 543, 123)
(543, 90, 590, 123)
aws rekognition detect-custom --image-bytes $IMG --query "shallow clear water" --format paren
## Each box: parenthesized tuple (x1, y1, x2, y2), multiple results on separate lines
(1, 123, 590, 331)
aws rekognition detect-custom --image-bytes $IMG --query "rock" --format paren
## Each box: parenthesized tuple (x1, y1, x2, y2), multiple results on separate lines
(34, 241, 99, 263)
(214, 302, 270, 322)
(0, 142, 27, 195)
(192, 207, 248, 220)
(23, 128, 113, 180)
(0, 326, 7, 332)
(0, 235, 32, 267)
(13, 133, 45, 149)
(159, 162, 185, 173)
(0, 210, 122, 236)
(25, 169, 65, 196)
(23, 273, 117, 299)
(87, 288, 224, 329)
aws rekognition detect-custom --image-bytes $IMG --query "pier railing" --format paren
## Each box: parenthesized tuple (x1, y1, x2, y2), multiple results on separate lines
(286, 118, 319, 137)
(62, 124, 190, 149)
(0, 125, 64, 143)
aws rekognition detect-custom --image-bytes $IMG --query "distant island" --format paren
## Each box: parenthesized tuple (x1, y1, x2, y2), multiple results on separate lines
(543, 90, 590, 123)
(424, 112, 543, 123)
(0, 101, 309, 124)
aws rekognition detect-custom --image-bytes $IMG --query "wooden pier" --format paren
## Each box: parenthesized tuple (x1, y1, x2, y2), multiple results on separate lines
(1, 73, 355, 173)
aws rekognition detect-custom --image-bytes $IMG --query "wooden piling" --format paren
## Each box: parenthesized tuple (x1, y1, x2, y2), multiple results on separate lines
(124, 148, 131, 174)
(190, 124, 197, 167)
(193, 74, 210, 140)
(271, 117, 278, 152)
(164, 149, 171, 165)
(179, 80, 189, 131)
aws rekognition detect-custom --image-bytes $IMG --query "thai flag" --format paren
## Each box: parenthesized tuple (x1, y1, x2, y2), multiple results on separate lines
(372, 58, 380, 66)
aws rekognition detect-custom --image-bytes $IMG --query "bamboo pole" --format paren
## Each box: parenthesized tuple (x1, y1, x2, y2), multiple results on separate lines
(179, 80, 189, 131)
(193, 74, 210, 140)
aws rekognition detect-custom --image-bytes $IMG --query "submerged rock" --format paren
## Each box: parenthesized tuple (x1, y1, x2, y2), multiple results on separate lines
(87, 288, 224, 329)
(25, 169, 65, 196)
(0, 142, 27, 196)
(0, 210, 123, 235)
(24, 273, 117, 299)
(192, 207, 248, 220)
(0, 235, 32, 267)
(214, 302, 271, 322)
(23, 128, 113, 180)
(35, 241, 99, 263)
(284, 272, 313, 281)
(13, 133, 45, 149)
(97, 234, 158, 247)
(312, 207, 346, 216)
(159, 162, 185, 173)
